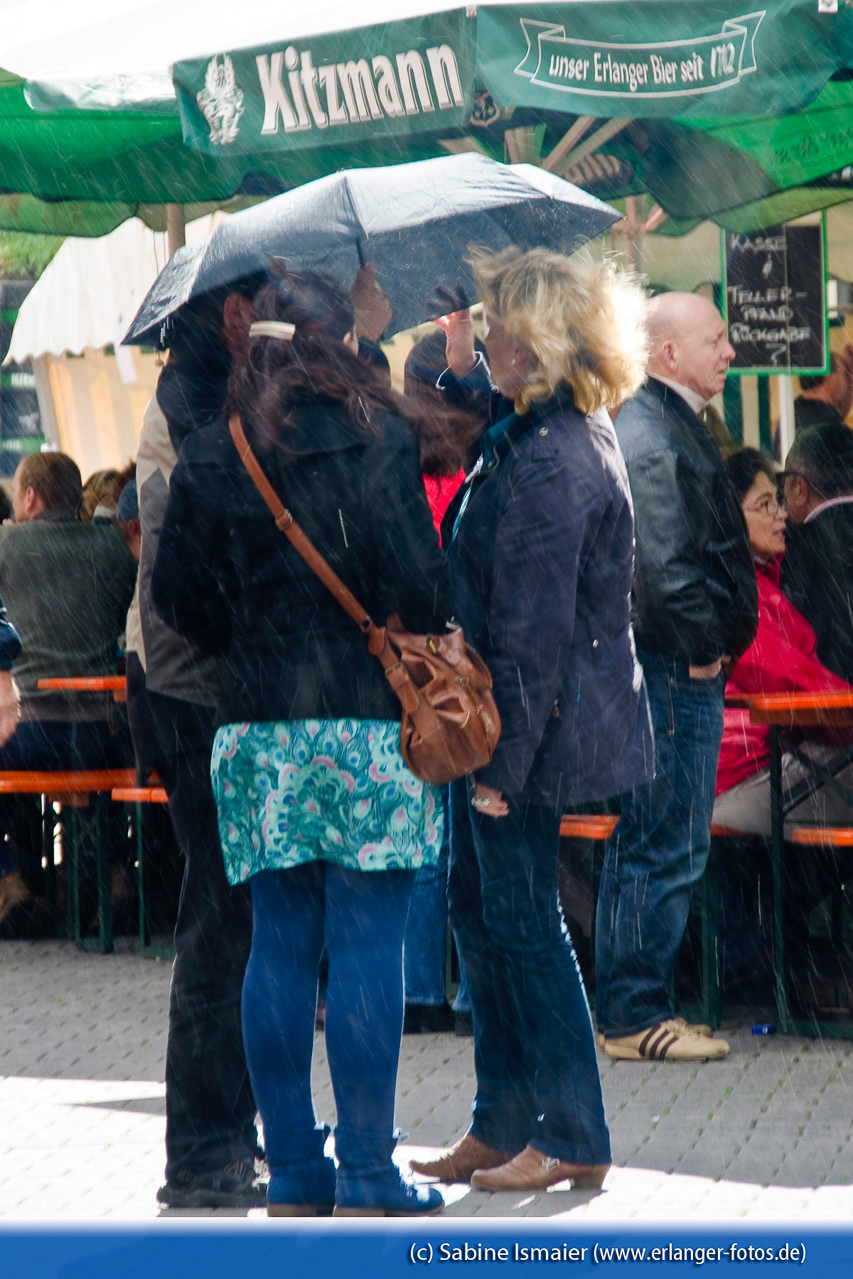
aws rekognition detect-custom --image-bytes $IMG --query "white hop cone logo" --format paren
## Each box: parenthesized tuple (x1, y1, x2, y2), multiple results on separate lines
(197, 54, 244, 146)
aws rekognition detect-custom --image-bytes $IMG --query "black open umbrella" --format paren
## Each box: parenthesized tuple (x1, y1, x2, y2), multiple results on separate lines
(124, 151, 619, 345)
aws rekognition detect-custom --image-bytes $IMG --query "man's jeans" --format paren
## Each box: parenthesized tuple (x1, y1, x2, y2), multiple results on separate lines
(404, 785, 471, 1012)
(448, 780, 610, 1165)
(595, 652, 725, 1038)
(404, 851, 451, 1006)
(127, 655, 258, 1181)
(0, 719, 133, 887)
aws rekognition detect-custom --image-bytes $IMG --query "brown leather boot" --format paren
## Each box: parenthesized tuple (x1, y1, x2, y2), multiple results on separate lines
(470, 1145, 610, 1192)
(409, 1132, 513, 1184)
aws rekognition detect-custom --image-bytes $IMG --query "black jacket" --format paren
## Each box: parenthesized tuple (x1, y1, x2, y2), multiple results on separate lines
(782, 502, 853, 684)
(614, 379, 758, 665)
(450, 386, 652, 810)
(152, 399, 453, 727)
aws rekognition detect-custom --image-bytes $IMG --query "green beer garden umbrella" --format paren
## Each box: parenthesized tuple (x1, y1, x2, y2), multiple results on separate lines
(2, 1, 853, 235)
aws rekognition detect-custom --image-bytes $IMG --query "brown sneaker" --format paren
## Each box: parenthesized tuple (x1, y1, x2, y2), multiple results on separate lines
(470, 1146, 610, 1192)
(409, 1132, 512, 1183)
(603, 1019, 730, 1062)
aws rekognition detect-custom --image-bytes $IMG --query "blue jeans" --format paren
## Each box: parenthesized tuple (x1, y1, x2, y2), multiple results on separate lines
(595, 652, 725, 1038)
(404, 854, 472, 1011)
(452, 951, 472, 1014)
(404, 851, 450, 1006)
(403, 785, 471, 1011)
(0, 719, 133, 884)
(447, 780, 610, 1165)
(243, 863, 414, 1169)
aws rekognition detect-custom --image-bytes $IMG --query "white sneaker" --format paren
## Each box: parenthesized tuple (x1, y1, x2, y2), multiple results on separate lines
(602, 1019, 730, 1062)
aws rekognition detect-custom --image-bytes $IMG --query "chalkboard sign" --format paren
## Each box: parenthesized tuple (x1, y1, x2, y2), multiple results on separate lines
(722, 222, 828, 376)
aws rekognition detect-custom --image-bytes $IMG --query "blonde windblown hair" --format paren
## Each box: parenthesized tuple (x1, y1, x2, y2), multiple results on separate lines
(469, 246, 648, 415)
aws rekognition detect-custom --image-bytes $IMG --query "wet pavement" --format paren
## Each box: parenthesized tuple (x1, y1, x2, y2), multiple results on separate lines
(2, 938, 853, 1221)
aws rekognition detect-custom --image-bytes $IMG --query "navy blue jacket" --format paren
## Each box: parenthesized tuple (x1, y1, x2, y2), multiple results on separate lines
(450, 386, 652, 810)
(0, 597, 20, 670)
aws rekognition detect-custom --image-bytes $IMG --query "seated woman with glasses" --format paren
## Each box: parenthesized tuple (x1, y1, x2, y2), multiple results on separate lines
(713, 447, 853, 836)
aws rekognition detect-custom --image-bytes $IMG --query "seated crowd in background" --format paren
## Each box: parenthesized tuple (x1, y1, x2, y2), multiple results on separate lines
(793, 345, 853, 437)
(712, 440, 853, 995)
(80, 465, 134, 525)
(714, 445, 853, 837)
(0, 452, 137, 931)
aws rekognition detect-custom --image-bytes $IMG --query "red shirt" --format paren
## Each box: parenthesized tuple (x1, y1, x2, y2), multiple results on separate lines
(423, 470, 465, 544)
(716, 557, 853, 794)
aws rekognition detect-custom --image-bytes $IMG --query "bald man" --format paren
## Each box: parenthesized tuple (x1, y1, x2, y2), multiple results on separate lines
(595, 292, 758, 1063)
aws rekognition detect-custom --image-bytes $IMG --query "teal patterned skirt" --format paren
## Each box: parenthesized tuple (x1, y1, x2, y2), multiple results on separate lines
(211, 718, 444, 886)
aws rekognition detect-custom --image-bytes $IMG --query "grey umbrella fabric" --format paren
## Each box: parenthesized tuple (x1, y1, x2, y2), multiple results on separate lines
(124, 152, 619, 345)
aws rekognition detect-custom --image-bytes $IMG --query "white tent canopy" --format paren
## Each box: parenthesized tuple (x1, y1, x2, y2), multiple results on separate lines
(0, 0, 472, 94)
(7, 213, 220, 363)
(4, 214, 222, 479)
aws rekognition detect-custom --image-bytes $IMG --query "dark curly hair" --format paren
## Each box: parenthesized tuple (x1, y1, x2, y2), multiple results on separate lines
(724, 446, 778, 502)
(227, 272, 479, 477)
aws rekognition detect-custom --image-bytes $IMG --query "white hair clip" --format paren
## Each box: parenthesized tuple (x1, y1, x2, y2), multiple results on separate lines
(249, 321, 296, 341)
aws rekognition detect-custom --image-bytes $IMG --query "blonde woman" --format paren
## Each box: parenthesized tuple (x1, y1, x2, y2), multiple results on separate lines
(411, 248, 652, 1193)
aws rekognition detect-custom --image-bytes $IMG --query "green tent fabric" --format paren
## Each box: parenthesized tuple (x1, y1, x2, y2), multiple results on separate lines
(0, 53, 468, 234)
(476, 2, 853, 121)
(4, 1, 853, 236)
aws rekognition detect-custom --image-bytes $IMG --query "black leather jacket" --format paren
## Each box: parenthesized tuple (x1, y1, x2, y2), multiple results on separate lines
(614, 378, 758, 666)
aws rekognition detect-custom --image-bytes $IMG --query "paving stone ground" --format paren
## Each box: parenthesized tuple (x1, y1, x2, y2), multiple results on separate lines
(2, 938, 853, 1221)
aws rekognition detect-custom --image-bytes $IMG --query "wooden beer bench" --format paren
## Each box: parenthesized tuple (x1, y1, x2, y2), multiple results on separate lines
(38, 675, 127, 702)
(25, 676, 136, 953)
(35, 675, 173, 958)
(745, 690, 853, 1037)
(0, 767, 137, 952)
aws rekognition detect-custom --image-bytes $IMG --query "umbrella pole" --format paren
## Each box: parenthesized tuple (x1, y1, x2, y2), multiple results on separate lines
(166, 204, 186, 259)
(777, 374, 796, 461)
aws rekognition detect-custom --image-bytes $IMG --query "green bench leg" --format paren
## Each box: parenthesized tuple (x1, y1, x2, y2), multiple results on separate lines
(68, 796, 114, 955)
(67, 806, 80, 943)
(673, 840, 721, 1031)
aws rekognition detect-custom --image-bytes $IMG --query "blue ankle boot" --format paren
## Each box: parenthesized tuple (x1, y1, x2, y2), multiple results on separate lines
(333, 1128, 444, 1217)
(265, 1123, 336, 1216)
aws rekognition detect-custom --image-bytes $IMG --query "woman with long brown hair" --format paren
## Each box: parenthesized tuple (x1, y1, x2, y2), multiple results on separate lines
(152, 271, 460, 1217)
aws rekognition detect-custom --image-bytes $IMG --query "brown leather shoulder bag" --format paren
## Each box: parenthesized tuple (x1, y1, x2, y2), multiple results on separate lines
(229, 415, 501, 786)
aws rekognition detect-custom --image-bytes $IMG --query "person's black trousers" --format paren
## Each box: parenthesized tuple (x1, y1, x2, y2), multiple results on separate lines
(126, 654, 258, 1181)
